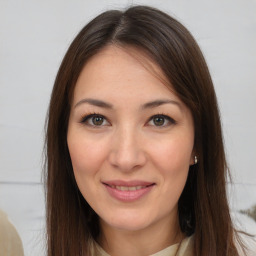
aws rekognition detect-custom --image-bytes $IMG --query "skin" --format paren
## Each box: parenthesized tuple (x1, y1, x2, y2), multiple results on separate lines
(67, 45, 195, 256)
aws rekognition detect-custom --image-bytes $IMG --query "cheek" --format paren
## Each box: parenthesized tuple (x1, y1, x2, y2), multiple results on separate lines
(150, 137, 192, 209)
(150, 135, 193, 172)
(67, 134, 107, 176)
(67, 134, 109, 206)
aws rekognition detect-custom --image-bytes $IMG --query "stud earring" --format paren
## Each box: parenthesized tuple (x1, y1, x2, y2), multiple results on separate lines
(194, 156, 198, 165)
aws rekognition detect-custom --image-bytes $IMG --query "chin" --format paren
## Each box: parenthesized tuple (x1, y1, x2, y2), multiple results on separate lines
(101, 211, 154, 232)
(110, 221, 150, 232)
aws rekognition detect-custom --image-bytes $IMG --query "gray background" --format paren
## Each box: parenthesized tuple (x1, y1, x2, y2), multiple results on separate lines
(0, 0, 255, 255)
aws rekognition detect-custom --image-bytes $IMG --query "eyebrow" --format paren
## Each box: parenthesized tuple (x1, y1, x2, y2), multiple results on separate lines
(75, 98, 113, 109)
(140, 99, 181, 110)
(74, 98, 182, 110)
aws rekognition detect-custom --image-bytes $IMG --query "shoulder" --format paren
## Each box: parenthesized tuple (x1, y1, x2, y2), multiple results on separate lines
(151, 235, 194, 256)
(236, 233, 256, 256)
(177, 235, 194, 256)
(0, 210, 24, 256)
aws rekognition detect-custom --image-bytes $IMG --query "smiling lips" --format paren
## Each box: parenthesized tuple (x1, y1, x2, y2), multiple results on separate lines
(103, 180, 155, 202)
(109, 185, 148, 191)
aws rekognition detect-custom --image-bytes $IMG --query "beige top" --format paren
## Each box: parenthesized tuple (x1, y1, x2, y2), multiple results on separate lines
(0, 209, 24, 256)
(94, 235, 194, 256)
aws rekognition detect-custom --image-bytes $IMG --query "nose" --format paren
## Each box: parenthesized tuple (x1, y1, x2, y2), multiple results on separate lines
(108, 125, 147, 172)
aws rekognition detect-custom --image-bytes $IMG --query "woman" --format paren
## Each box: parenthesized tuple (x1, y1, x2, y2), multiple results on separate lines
(44, 5, 250, 256)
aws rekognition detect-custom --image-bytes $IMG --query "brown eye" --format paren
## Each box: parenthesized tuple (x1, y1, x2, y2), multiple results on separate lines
(80, 114, 109, 127)
(153, 116, 165, 126)
(148, 114, 176, 127)
(92, 116, 104, 126)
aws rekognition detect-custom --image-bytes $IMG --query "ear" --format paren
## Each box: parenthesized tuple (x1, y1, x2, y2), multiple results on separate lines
(189, 155, 194, 166)
(189, 150, 197, 166)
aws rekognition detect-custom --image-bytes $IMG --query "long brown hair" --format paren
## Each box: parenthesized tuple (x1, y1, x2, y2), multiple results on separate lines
(45, 5, 244, 256)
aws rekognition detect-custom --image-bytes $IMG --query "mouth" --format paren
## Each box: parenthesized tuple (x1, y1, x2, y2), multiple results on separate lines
(104, 184, 154, 191)
(102, 180, 155, 202)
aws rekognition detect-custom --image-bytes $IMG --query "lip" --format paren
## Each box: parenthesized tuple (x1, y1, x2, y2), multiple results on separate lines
(103, 180, 154, 187)
(102, 180, 155, 202)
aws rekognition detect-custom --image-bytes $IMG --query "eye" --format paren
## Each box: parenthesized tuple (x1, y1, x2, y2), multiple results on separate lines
(148, 114, 176, 127)
(80, 114, 109, 127)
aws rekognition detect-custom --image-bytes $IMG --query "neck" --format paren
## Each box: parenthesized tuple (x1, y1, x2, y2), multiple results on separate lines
(98, 214, 184, 256)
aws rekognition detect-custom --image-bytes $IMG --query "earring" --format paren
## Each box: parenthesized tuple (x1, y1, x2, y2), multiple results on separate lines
(194, 156, 198, 165)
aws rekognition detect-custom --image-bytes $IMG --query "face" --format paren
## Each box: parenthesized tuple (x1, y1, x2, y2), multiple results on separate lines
(67, 45, 195, 235)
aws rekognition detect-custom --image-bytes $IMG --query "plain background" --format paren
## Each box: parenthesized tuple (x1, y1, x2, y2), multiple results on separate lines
(0, 0, 256, 255)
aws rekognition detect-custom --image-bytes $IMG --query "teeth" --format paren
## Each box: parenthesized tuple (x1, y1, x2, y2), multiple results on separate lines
(112, 185, 146, 191)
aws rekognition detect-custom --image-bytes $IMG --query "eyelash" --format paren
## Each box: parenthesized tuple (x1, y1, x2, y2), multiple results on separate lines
(80, 113, 109, 127)
(79, 112, 176, 128)
(147, 113, 176, 127)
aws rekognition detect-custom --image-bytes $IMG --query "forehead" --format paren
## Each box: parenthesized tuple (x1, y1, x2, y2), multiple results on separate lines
(72, 45, 179, 105)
